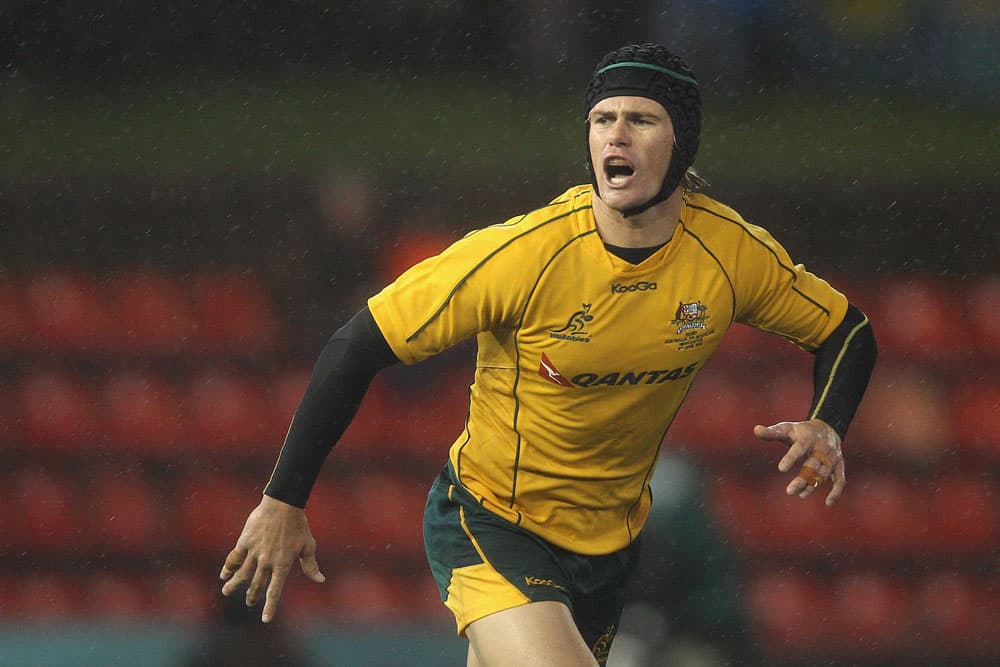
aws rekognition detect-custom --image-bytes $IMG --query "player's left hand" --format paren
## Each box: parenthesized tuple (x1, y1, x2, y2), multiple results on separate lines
(753, 419, 845, 506)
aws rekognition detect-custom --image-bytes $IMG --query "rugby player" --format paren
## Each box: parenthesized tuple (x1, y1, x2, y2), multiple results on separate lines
(220, 43, 876, 666)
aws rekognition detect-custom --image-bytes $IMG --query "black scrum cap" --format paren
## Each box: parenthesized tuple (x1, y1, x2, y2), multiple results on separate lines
(584, 44, 701, 217)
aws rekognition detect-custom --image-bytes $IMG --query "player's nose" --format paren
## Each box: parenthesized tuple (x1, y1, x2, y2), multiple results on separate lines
(608, 120, 631, 146)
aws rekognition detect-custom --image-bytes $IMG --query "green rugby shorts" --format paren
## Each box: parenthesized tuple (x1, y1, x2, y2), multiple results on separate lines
(423, 463, 641, 664)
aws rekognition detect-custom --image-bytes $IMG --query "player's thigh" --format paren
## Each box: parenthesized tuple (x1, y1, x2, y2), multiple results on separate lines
(465, 600, 599, 667)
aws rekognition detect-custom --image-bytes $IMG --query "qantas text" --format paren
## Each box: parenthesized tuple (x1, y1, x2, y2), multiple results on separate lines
(571, 362, 698, 387)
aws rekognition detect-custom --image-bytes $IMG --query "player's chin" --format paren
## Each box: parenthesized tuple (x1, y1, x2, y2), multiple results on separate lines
(598, 189, 646, 213)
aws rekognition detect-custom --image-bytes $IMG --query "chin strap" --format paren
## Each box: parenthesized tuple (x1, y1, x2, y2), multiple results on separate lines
(621, 187, 672, 218)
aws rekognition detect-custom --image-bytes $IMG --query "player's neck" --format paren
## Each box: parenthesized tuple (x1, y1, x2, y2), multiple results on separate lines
(592, 188, 684, 248)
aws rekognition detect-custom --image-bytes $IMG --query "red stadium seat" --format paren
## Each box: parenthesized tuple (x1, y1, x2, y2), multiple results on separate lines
(327, 570, 417, 623)
(267, 366, 415, 465)
(23, 270, 113, 351)
(85, 574, 150, 619)
(926, 475, 999, 554)
(306, 477, 355, 548)
(745, 571, 831, 656)
(0, 484, 9, 554)
(281, 576, 337, 624)
(101, 372, 189, 455)
(915, 572, 994, 657)
(708, 475, 781, 554)
(16, 574, 84, 620)
(282, 568, 424, 626)
(760, 370, 813, 424)
(175, 471, 264, 556)
(192, 271, 284, 352)
(849, 364, 949, 464)
(377, 368, 471, 463)
(839, 474, 925, 555)
(348, 473, 427, 559)
(713, 322, 795, 366)
(86, 471, 169, 555)
(0, 575, 19, 618)
(412, 574, 453, 625)
(0, 277, 28, 350)
(187, 370, 272, 455)
(18, 370, 101, 451)
(667, 372, 757, 457)
(951, 380, 1000, 460)
(107, 270, 198, 353)
(831, 572, 911, 657)
(763, 481, 840, 555)
(11, 468, 86, 553)
(268, 366, 311, 443)
(155, 569, 214, 623)
(337, 376, 392, 457)
(966, 276, 1000, 358)
(265, 364, 372, 454)
(711, 473, 840, 556)
(873, 277, 957, 362)
(0, 383, 18, 447)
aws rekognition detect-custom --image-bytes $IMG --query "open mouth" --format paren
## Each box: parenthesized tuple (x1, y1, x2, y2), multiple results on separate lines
(604, 158, 635, 185)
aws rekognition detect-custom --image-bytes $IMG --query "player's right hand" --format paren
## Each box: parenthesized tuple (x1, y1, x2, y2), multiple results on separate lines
(219, 494, 326, 623)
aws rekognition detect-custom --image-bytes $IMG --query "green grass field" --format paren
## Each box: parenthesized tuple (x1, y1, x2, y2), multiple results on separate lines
(2, 75, 995, 183)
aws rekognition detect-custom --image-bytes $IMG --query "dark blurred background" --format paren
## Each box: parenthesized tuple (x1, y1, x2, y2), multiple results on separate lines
(0, 2, 997, 666)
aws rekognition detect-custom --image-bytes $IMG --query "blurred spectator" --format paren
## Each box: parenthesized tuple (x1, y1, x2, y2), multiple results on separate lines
(281, 167, 383, 351)
(609, 452, 753, 667)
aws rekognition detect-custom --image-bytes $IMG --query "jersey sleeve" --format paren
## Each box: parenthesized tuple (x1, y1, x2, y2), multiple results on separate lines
(732, 221, 848, 351)
(368, 225, 531, 365)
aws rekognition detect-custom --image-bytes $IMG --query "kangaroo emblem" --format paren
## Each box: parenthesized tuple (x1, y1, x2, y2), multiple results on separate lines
(550, 304, 594, 335)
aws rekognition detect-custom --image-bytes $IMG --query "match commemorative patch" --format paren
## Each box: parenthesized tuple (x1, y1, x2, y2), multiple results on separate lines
(665, 300, 715, 350)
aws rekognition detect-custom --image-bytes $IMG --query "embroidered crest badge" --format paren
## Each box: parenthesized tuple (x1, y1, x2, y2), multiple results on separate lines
(665, 299, 715, 350)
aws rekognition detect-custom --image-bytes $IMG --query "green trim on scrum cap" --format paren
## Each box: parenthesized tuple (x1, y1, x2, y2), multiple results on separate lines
(596, 61, 698, 86)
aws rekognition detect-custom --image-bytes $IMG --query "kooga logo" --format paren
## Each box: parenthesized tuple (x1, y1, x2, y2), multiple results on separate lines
(611, 281, 657, 294)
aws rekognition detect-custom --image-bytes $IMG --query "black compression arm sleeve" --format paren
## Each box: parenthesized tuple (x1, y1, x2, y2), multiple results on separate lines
(264, 307, 400, 507)
(808, 303, 877, 440)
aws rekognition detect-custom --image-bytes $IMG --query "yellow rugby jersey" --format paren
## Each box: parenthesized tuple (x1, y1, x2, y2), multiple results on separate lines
(368, 185, 847, 555)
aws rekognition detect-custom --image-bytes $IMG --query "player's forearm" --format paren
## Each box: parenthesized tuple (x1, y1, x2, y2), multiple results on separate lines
(264, 307, 399, 507)
(808, 303, 877, 440)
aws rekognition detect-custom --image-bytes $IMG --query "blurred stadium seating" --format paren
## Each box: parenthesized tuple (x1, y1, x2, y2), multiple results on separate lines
(1, 265, 996, 666)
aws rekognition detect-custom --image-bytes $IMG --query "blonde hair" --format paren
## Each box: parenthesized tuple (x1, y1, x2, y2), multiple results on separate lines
(682, 167, 709, 192)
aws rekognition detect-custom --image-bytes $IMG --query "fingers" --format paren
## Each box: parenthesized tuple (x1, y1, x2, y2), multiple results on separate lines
(812, 444, 845, 506)
(220, 546, 246, 581)
(760, 420, 847, 505)
(786, 449, 846, 504)
(778, 439, 809, 474)
(245, 562, 272, 609)
(218, 499, 326, 622)
(220, 545, 325, 623)
(220, 553, 284, 621)
(826, 459, 847, 507)
(754, 423, 807, 473)
(787, 457, 828, 499)
(753, 423, 793, 446)
(262, 568, 288, 623)
(221, 552, 257, 598)
(299, 539, 326, 584)
(258, 540, 326, 622)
